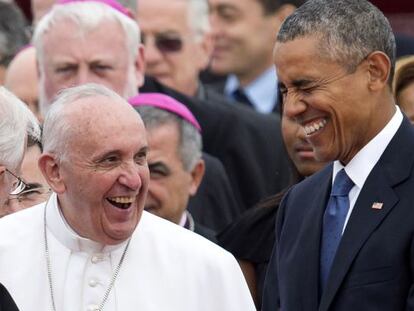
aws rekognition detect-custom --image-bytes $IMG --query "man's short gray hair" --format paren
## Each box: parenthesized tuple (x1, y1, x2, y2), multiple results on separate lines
(33, 1, 141, 66)
(188, 0, 210, 40)
(0, 87, 40, 170)
(278, 0, 396, 84)
(135, 106, 202, 171)
(42, 83, 128, 161)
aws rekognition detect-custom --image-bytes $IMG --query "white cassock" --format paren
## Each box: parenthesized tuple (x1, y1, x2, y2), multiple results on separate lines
(0, 193, 255, 311)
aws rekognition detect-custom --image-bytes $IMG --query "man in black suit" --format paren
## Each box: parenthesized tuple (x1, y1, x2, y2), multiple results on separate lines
(262, 0, 414, 310)
(207, 0, 305, 113)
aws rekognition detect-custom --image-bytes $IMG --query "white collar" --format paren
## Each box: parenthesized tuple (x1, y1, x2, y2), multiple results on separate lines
(224, 66, 278, 113)
(333, 106, 403, 188)
(45, 192, 128, 253)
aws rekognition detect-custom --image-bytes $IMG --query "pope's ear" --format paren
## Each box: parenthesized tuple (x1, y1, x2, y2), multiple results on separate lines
(38, 153, 66, 194)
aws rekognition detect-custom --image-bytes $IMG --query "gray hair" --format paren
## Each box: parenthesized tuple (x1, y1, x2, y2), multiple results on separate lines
(135, 106, 202, 171)
(42, 83, 129, 160)
(33, 1, 141, 67)
(0, 87, 40, 170)
(278, 0, 396, 84)
(187, 0, 210, 40)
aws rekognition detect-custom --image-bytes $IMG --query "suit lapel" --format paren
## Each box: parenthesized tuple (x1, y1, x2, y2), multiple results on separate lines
(318, 117, 414, 311)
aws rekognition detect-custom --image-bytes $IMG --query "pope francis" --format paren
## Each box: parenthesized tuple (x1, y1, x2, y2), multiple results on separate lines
(0, 84, 255, 311)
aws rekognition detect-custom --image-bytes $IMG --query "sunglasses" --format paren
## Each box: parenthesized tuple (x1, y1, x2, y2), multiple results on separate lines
(141, 33, 183, 53)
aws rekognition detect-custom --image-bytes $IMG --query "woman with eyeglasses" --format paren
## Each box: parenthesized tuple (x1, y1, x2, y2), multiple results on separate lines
(0, 87, 40, 310)
(1, 139, 50, 218)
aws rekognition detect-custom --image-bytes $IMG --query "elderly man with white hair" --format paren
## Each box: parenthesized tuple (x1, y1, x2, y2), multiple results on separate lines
(0, 87, 40, 310)
(0, 83, 255, 311)
(32, 0, 144, 116)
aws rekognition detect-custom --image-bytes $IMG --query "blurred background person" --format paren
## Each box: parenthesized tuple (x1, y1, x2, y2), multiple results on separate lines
(218, 102, 328, 306)
(207, 0, 305, 113)
(137, 0, 212, 98)
(393, 55, 414, 124)
(0, 1, 30, 85)
(4, 46, 41, 121)
(130, 93, 221, 242)
(137, 0, 291, 215)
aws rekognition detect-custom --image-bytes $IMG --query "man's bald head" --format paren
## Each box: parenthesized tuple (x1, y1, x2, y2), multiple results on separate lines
(5, 46, 40, 121)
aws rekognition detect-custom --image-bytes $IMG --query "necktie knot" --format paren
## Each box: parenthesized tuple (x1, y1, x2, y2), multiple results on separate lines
(232, 88, 252, 107)
(331, 169, 354, 197)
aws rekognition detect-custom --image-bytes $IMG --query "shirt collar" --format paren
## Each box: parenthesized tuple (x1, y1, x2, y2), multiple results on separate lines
(46, 192, 128, 253)
(333, 106, 403, 189)
(224, 66, 278, 113)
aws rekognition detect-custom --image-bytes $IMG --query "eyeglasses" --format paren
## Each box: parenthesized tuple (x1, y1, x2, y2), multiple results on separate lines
(8, 184, 51, 203)
(2, 168, 28, 196)
(141, 33, 183, 53)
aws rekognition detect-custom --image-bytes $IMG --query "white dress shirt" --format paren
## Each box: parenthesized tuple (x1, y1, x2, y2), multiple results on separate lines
(225, 66, 278, 114)
(332, 106, 403, 232)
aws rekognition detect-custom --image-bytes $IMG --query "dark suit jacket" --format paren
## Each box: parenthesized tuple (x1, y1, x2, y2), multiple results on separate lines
(0, 284, 18, 311)
(262, 117, 414, 311)
(188, 152, 239, 231)
(141, 77, 291, 213)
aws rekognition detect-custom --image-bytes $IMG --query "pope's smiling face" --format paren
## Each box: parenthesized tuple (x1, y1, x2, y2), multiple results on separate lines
(56, 95, 149, 245)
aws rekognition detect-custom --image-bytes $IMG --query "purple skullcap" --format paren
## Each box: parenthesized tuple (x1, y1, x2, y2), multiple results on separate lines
(128, 93, 202, 133)
(57, 0, 132, 18)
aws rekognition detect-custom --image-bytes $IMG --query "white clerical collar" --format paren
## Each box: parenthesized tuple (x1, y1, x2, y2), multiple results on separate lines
(178, 212, 187, 228)
(45, 192, 128, 253)
(333, 105, 403, 189)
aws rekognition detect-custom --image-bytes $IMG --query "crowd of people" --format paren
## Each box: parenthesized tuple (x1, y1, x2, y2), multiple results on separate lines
(1, 0, 414, 310)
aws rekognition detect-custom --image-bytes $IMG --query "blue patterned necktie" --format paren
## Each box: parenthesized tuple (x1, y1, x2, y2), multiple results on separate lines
(320, 169, 354, 290)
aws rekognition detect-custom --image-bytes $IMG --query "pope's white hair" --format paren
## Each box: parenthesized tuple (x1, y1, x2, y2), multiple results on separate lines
(42, 83, 135, 161)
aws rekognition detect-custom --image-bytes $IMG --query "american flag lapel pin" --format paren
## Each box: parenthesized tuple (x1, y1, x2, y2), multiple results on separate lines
(371, 202, 383, 210)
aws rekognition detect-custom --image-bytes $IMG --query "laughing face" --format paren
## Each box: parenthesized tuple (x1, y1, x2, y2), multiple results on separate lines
(274, 36, 383, 165)
(54, 96, 149, 245)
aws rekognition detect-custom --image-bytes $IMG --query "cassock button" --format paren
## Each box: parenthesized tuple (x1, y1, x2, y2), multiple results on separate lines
(91, 254, 103, 264)
(87, 304, 99, 311)
(89, 279, 98, 287)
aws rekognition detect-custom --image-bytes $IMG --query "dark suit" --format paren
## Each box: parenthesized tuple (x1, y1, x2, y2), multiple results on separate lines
(0, 284, 18, 311)
(141, 77, 291, 213)
(188, 153, 239, 231)
(263, 117, 414, 311)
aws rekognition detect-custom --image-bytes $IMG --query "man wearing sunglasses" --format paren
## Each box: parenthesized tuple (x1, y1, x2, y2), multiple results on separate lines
(0, 87, 40, 309)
